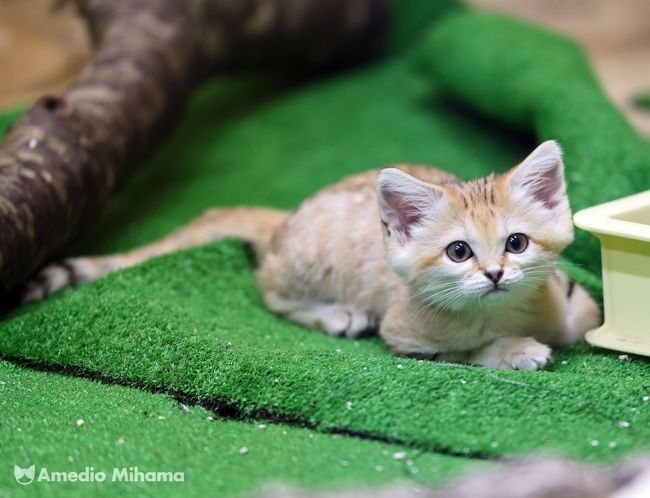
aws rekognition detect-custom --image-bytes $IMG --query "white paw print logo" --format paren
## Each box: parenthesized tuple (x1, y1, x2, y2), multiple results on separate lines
(14, 464, 35, 485)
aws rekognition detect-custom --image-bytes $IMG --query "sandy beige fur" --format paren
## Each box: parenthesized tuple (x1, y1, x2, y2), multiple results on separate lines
(23, 141, 601, 370)
(257, 456, 650, 498)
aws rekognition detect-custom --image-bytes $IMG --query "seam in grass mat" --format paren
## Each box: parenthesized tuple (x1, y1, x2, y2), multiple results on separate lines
(0, 353, 498, 462)
(1, 359, 484, 497)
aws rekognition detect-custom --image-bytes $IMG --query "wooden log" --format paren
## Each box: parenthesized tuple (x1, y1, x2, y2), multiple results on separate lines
(0, 0, 389, 295)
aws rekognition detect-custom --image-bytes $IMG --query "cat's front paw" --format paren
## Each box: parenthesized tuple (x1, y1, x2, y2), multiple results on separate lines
(504, 339, 552, 371)
(471, 336, 552, 371)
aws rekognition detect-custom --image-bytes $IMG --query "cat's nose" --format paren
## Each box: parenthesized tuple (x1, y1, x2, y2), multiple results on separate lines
(484, 269, 504, 284)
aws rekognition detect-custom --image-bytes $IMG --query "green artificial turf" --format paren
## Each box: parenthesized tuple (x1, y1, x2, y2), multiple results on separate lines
(634, 92, 650, 109)
(2, 4, 650, 498)
(1, 360, 481, 497)
(2, 240, 650, 465)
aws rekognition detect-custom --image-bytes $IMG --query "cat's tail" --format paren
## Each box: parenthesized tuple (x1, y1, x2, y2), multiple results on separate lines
(187, 207, 290, 259)
(20, 206, 290, 303)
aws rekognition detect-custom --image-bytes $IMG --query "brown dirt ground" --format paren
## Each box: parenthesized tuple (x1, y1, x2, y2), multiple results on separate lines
(0, 0, 89, 109)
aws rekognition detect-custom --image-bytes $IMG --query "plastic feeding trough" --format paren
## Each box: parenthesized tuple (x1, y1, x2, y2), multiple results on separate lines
(574, 190, 650, 356)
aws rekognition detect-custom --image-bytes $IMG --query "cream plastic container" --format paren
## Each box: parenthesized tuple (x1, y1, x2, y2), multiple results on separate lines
(573, 190, 650, 356)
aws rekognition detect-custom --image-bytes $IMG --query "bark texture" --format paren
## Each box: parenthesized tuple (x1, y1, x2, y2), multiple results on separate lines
(0, 0, 390, 295)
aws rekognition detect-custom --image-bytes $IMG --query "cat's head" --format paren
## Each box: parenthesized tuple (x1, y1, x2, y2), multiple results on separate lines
(377, 140, 573, 310)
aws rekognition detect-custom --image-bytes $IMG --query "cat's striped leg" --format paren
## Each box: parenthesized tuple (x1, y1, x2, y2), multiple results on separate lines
(553, 271, 601, 344)
(263, 291, 377, 338)
(565, 284, 601, 340)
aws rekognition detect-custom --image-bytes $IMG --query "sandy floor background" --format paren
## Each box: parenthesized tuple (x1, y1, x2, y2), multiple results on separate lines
(0, 0, 648, 134)
(0, 1, 88, 109)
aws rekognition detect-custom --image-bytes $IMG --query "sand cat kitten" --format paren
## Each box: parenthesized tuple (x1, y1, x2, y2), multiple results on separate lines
(23, 141, 600, 370)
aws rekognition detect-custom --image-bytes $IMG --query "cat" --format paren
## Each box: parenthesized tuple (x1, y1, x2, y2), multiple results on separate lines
(22, 140, 601, 370)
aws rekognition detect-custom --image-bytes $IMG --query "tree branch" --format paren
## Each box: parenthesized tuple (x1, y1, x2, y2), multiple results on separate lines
(0, 0, 390, 295)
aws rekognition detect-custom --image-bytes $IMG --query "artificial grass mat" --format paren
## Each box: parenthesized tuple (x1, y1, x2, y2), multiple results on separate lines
(3, 239, 650, 465)
(2, 4, 650, 496)
(1, 360, 481, 497)
(635, 92, 650, 110)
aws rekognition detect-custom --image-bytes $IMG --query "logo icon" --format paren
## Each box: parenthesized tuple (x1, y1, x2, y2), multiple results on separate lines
(14, 465, 35, 485)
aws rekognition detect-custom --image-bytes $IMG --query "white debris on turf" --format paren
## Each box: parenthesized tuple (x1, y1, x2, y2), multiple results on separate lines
(346, 401, 353, 411)
(491, 441, 499, 448)
(68, 456, 74, 463)
(619, 420, 631, 428)
(340, 460, 349, 467)
(591, 440, 600, 447)
(76, 419, 85, 427)
(397, 364, 404, 369)
(643, 396, 649, 402)
(157, 416, 166, 421)
(392, 451, 407, 461)
(239, 447, 249, 455)
(609, 441, 618, 448)
(207, 416, 214, 421)
(117, 436, 125, 445)
(618, 354, 629, 360)
(179, 403, 190, 415)
(257, 424, 267, 430)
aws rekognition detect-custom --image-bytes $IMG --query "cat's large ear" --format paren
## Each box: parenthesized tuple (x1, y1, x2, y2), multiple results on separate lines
(377, 168, 444, 243)
(508, 140, 568, 211)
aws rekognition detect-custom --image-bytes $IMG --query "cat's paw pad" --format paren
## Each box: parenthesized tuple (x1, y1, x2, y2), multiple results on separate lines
(502, 338, 552, 371)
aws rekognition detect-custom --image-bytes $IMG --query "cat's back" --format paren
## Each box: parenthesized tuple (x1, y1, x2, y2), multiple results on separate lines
(260, 165, 457, 314)
(274, 165, 457, 254)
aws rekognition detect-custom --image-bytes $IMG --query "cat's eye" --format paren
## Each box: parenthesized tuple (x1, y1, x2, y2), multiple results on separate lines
(445, 241, 473, 263)
(505, 233, 529, 254)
